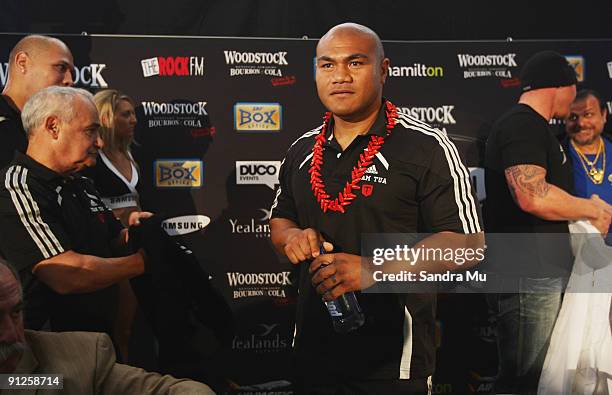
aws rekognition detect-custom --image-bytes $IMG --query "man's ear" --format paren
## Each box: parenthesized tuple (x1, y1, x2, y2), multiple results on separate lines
(44, 116, 61, 139)
(14, 51, 29, 75)
(381, 58, 390, 84)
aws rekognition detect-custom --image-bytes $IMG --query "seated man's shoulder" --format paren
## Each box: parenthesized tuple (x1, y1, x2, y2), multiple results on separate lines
(26, 330, 108, 360)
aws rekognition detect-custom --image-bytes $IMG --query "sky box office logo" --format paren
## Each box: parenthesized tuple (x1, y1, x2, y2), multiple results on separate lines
(155, 159, 203, 188)
(234, 103, 282, 132)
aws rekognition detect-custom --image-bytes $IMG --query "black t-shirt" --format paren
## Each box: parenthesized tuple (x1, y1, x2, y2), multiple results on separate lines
(0, 152, 123, 333)
(271, 101, 482, 379)
(82, 151, 140, 211)
(0, 94, 27, 169)
(483, 104, 573, 275)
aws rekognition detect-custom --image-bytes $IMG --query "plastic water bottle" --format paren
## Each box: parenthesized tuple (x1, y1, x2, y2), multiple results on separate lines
(318, 246, 365, 333)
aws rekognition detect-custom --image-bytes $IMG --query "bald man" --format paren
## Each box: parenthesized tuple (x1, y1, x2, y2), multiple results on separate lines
(0, 35, 74, 169)
(270, 23, 483, 394)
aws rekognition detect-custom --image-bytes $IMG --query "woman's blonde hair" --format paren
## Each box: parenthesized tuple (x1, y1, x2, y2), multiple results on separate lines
(93, 89, 136, 155)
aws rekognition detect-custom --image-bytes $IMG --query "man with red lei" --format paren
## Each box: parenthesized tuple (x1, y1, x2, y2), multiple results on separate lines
(270, 23, 484, 394)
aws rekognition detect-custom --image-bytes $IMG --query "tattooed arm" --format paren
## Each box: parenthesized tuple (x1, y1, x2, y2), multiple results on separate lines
(504, 164, 612, 232)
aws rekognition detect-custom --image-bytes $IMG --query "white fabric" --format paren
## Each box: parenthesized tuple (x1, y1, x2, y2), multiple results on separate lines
(538, 221, 612, 395)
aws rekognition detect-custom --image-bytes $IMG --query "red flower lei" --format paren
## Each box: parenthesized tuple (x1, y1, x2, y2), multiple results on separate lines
(308, 101, 398, 213)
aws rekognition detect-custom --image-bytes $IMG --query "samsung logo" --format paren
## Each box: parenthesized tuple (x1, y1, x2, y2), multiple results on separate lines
(161, 215, 211, 236)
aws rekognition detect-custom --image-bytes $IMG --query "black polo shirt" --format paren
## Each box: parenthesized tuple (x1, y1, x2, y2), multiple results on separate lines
(271, 101, 482, 380)
(483, 104, 573, 276)
(0, 94, 27, 169)
(0, 152, 122, 333)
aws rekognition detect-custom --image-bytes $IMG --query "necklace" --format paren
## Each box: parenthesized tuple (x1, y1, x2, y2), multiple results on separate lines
(308, 101, 398, 213)
(571, 138, 606, 184)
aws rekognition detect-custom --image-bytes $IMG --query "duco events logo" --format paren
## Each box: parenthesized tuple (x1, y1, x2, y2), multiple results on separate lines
(226, 271, 292, 299)
(457, 53, 517, 79)
(161, 215, 211, 236)
(0, 62, 108, 88)
(155, 159, 203, 188)
(224, 50, 288, 77)
(140, 56, 205, 77)
(229, 208, 271, 239)
(232, 323, 290, 353)
(234, 103, 282, 131)
(236, 161, 281, 189)
(388, 63, 444, 78)
(141, 101, 213, 135)
(564, 55, 585, 82)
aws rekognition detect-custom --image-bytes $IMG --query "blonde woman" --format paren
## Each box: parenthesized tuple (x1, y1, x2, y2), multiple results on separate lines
(86, 89, 140, 225)
(84, 89, 140, 363)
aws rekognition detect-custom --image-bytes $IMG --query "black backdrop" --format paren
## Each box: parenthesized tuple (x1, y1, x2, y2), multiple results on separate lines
(1, 33, 611, 394)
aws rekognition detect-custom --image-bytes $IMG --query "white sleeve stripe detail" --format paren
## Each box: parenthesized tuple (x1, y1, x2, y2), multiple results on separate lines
(13, 168, 60, 256)
(270, 184, 283, 214)
(18, 168, 65, 253)
(289, 127, 321, 149)
(5, 167, 51, 258)
(399, 306, 413, 379)
(397, 108, 436, 130)
(375, 152, 389, 170)
(400, 119, 477, 233)
(397, 115, 481, 233)
(298, 152, 314, 170)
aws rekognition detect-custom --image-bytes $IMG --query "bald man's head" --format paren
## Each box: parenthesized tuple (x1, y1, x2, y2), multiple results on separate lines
(318, 23, 385, 63)
(315, 23, 389, 121)
(3, 35, 74, 109)
(8, 36, 69, 73)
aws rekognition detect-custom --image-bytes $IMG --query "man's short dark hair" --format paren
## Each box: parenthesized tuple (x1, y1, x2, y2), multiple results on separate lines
(575, 89, 606, 112)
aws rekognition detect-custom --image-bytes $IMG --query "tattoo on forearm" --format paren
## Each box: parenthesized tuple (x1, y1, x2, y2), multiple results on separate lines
(505, 165, 550, 199)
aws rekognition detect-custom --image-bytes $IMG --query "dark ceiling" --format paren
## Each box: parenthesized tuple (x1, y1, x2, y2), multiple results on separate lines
(2, 0, 611, 41)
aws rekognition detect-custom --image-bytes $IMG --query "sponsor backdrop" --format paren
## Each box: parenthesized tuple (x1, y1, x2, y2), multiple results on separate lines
(1, 34, 611, 394)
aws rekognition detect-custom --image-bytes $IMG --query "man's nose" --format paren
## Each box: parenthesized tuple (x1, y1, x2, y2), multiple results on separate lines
(63, 70, 74, 86)
(332, 64, 352, 83)
(94, 133, 104, 150)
